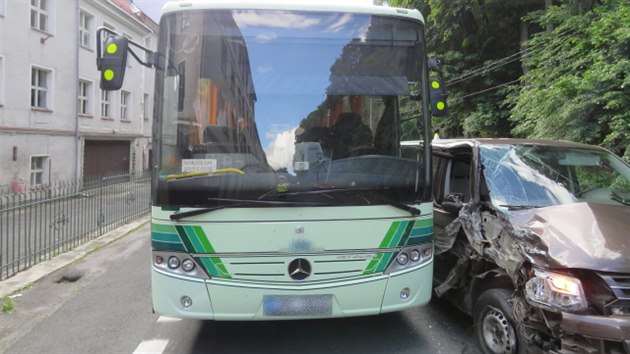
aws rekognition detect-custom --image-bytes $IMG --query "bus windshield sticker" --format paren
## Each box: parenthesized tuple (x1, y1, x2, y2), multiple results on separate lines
(182, 159, 217, 173)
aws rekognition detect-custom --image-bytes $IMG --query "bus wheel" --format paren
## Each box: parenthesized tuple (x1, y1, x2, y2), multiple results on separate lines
(473, 289, 520, 354)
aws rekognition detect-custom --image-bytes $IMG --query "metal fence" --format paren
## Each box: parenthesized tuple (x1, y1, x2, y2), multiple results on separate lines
(0, 172, 151, 280)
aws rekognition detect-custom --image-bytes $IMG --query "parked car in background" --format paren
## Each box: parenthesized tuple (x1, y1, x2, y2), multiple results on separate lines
(431, 139, 630, 354)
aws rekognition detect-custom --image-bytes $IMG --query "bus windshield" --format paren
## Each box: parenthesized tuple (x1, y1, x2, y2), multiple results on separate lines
(154, 9, 428, 207)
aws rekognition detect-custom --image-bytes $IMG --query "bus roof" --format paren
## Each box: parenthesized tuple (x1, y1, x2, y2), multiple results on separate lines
(160, 0, 424, 23)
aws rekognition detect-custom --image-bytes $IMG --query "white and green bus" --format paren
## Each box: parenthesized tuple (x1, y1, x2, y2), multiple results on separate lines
(97, 0, 447, 320)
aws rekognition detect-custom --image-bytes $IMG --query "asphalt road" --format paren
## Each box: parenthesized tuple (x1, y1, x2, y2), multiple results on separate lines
(1, 223, 482, 354)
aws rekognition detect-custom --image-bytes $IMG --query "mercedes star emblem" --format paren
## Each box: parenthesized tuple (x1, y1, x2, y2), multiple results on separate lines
(288, 258, 311, 280)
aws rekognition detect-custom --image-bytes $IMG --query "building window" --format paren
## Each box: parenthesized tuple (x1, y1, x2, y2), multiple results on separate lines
(0, 0, 5, 17)
(101, 89, 111, 118)
(143, 93, 150, 120)
(30, 0, 49, 32)
(31, 67, 51, 109)
(120, 90, 131, 121)
(30, 155, 49, 186)
(181, 12, 191, 30)
(79, 80, 92, 115)
(0, 57, 4, 106)
(79, 11, 93, 49)
(103, 21, 115, 31)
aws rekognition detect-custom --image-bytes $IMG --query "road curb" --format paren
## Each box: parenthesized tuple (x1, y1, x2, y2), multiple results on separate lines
(0, 215, 150, 298)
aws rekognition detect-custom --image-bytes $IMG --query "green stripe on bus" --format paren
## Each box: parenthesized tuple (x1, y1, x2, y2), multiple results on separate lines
(197, 257, 231, 278)
(413, 218, 433, 228)
(389, 221, 409, 248)
(379, 222, 400, 248)
(364, 253, 384, 274)
(152, 241, 186, 252)
(152, 231, 181, 243)
(199, 258, 221, 277)
(183, 226, 206, 253)
(152, 223, 177, 233)
(375, 252, 394, 272)
(210, 258, 231, 278)
(410, 226, 433, 237)
(407, 235, 433, 245)
(192, 226, 215, 253)
(397, 222, 415, 247)
(174, 225, 196, 253)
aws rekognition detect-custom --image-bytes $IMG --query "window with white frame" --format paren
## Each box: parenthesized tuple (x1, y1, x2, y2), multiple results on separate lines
(31, 67, 51, 109)
(143, 93, 150, 120)
(78, 80, 92, 115)
(79, 11, 93, 49)
(30, 0, 50, 32)
(120, 90, 131, 121)
(103, 22, 115, 31)
(0, 57, 4, 106)
(30, 155, 49, 186)
(101, 89, 111, 118)
(181, 12, 191, 30)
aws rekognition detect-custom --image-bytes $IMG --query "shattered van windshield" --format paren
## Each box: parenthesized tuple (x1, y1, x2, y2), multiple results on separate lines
(479, 145, 630, 209)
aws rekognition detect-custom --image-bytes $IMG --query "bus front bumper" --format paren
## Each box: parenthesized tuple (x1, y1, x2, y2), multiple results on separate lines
(151, 263, 432, 320)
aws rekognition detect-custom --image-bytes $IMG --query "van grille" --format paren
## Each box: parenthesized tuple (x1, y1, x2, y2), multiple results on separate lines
(598, 273, 630, 316)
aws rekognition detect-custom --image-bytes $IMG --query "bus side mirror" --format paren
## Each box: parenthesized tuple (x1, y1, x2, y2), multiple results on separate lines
(429, 76, 448, 117)
(97, 34, 129, 91)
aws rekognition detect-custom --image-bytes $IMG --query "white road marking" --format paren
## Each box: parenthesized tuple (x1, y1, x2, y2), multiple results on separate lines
(133, 339, 169, 354)
(157, 316, 181, 323)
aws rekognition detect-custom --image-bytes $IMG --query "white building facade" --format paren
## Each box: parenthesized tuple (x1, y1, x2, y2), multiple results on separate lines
(0, 0, 158, 193)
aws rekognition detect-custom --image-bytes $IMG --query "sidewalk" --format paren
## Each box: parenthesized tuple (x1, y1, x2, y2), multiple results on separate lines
(0, 215, 150, 298)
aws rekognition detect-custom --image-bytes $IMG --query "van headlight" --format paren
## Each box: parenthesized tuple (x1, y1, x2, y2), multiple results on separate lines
(525, 268, 587, 312)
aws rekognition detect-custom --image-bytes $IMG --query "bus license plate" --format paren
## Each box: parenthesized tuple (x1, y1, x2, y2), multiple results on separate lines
(263, 295, 332, 317)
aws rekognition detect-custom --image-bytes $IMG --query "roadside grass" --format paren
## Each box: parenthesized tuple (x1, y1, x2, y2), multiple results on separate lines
(1, 297, 15, 313)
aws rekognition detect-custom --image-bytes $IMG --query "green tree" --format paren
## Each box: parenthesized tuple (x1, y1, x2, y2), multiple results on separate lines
(510, 0, 630, 159)
(393, 0, 629, 161)
(392, 0, 542, 138)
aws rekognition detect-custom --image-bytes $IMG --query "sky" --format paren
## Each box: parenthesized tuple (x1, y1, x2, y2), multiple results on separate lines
(132, 0, 166, 23)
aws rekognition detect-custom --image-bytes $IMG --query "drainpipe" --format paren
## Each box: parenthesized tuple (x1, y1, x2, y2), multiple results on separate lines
(141, 23, 154, 174)
(74, 0, 81, 182)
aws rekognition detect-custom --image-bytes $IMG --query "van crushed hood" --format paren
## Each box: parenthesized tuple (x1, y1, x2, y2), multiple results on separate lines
(434, 201, 630, 295)
(510, 202, 630, 273)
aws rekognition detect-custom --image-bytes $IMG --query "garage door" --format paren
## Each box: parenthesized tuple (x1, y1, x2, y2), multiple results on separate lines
(83, 140, 130, 179)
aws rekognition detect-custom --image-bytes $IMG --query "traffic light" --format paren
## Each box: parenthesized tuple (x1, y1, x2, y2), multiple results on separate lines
(97, 35, 129, 90)
(429, 76, 448, 116)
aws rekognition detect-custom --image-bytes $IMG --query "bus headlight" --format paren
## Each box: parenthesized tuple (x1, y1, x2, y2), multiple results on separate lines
(385, 243, 433, 274)
(153, 251, 209, 279)
(167, 256, 180, 269)
(182, 259, 196, 272)
(525, 268, 587, 312)
(396, 253, 409, 265)
(409, 249, 421, 262)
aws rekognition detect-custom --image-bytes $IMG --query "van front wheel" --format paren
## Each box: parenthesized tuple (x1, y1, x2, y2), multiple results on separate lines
(473, 289, 521, 354)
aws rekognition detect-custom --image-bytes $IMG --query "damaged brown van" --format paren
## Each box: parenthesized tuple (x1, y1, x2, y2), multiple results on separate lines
(431, 139, 630, 354)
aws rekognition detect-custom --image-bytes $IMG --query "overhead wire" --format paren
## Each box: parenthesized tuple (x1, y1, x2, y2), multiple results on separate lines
(444, 28, 578, 104)
(445, 28, 577, 87)
(450, 79, 521, 103)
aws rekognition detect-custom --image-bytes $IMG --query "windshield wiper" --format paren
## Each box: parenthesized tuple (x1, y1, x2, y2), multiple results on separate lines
(611, 190, 630, 206)
(261, 188, 422, 216)
(499, 204, 544, 210)
(383, 201, 422, 216)
(170, 198, 330, 221)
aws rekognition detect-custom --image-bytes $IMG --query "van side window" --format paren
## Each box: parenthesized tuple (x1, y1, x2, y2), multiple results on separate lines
(447, 159, 471, 203)
(432, 156, 446, 204)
